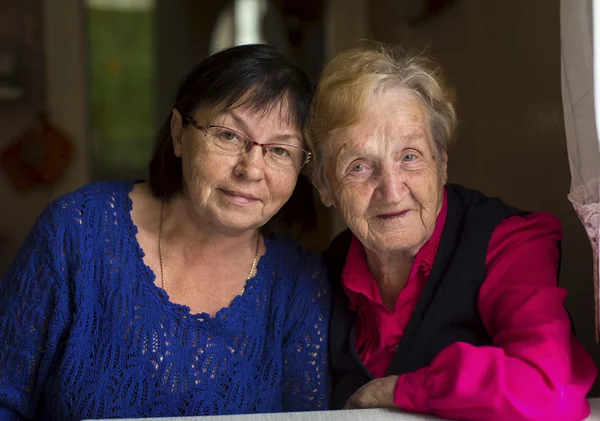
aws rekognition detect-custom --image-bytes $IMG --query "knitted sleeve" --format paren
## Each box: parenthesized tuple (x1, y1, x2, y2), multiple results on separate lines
(0, 201, 72, 420)
(280, 249, 330, 412)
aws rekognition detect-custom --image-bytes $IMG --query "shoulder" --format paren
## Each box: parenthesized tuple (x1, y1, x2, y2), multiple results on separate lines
(269, 235, 324, 270)
(54, 180, 134, 210)
(446, 184, 523, 216)
(486, 212, 562, 276)
(489, 212, 562, 256)
(494, 212, 561, 238)
(446, 186, 561, 240)
(30, 180, 134, 243)
(268, 235, 329, 293)
(45, 180, 133, 223)
(444, 186, 562, 267)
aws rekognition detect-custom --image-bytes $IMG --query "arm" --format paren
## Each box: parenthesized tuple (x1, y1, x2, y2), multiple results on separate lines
(281, 251, 330, 412)
(0, 203, 71, 420)
(393, 212, 596, 421)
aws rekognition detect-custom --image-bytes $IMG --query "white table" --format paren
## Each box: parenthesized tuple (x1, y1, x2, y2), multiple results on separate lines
(590, 399, 600, 421)
(94, 398, 600, 421)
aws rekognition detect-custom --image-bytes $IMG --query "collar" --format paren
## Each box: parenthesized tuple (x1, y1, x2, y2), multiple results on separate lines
(341, 188, 448, 309)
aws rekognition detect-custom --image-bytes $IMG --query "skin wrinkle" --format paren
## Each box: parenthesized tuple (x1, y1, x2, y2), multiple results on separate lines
(319, 88, 447, 306)
(171, 102, 302, 237)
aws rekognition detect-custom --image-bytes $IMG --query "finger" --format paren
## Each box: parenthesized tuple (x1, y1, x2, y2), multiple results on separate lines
(343, 398, 358, 410)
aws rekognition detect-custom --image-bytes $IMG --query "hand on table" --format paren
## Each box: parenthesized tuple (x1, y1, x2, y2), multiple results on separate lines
(344, 376, 399, 410)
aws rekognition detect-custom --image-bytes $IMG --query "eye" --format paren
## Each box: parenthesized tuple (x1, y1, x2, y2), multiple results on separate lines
(402, 153, 418, 162)
(342, 159, 372, 179)
(219, 130, 241, 142)
(270, 146, 291, 157)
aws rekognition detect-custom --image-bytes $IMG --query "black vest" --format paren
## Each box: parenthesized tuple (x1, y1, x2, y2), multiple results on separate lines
(325, 184, 528, 409)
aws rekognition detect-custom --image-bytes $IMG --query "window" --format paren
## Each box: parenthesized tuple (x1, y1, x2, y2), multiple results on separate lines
(86, 0, 156, 178)
(210, 0, 290, 57)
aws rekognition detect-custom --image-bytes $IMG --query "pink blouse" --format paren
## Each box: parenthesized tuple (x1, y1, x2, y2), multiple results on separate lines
(341, 189, 596, 421)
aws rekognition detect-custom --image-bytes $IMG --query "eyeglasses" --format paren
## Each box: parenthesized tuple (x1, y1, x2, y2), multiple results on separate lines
(186, 117, 312, 169)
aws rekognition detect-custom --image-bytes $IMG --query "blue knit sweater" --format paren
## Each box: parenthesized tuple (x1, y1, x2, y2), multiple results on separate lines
(0, 181, 330, 420)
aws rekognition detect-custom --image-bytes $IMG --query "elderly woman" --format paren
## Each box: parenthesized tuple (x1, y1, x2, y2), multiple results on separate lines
(306, 43, 596, 421)
(0, 44, 329, 420)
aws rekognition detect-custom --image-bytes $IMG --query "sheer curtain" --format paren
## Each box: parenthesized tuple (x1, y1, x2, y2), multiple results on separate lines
(562, 0, 600, 338)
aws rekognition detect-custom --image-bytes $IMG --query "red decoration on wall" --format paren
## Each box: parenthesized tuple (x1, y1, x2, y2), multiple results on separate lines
(0, 113, 73, 192)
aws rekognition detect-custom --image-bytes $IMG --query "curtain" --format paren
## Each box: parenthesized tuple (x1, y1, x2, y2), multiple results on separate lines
(562, 0, 600, 339)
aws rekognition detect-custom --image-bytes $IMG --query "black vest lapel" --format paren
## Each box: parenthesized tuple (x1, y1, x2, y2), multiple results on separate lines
(386, 187, 467, 376)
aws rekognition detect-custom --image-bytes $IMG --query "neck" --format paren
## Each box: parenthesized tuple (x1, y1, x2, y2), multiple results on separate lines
(162, 194, 259, 261)
(365, 248, 415, 311)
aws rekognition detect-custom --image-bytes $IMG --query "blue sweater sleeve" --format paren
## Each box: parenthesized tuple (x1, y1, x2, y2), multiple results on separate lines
(0, 201, 72, 420)
(280, 250, 330, 412)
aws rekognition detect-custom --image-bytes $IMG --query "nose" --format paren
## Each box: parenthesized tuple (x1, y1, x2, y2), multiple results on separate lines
(373, 165, 407, 203)
(233, 144, 266, 181)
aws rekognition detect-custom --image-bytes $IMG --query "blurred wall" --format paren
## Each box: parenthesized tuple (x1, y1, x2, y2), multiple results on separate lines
(367, 0, 600, 392)
(0, 0, 88, 271)
(155, 0, 227, 120)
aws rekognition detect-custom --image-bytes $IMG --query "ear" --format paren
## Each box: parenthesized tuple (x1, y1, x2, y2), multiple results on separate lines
(171, 109, 184, 158)
(440, 151, 448, 185)
(312, 173, 335, 208)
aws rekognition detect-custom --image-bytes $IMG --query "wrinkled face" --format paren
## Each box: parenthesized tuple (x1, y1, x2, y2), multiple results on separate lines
(171, 101, 302, 235)
(318, 88, 447, 255)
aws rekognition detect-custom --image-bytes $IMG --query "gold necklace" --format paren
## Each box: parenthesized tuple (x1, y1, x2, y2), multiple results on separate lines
(158, 201, 260, 294)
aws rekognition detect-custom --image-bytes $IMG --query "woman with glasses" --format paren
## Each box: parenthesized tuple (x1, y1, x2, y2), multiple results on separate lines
(0, 44, 329, 420)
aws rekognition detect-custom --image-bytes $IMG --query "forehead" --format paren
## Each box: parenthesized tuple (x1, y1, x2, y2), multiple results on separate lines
(350, 88, 425, 134)
(329, 88, 429, 153)
(202, 99, 300, 130)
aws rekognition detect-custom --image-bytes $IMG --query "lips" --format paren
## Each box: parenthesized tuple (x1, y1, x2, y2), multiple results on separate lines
(377, 210, 410, 220)
(219, 188, 260, 205)
(221, 189, 258, 200)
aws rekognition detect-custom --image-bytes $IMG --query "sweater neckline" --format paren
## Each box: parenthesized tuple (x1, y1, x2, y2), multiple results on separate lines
(120, 180, 273, 324)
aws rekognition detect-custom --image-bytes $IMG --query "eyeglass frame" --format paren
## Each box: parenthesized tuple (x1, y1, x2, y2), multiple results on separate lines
(185, 116, 312, 169)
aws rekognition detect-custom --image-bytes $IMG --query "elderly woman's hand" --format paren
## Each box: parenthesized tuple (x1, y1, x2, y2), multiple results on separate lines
(343, 375, 399, 409)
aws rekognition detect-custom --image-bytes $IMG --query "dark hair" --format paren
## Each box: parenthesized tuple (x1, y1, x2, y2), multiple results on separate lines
(148, 44, 317, 235)
(149, 44, 313, 200)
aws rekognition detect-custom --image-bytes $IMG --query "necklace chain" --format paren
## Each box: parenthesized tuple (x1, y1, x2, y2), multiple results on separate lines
(158, 201, 260, 294)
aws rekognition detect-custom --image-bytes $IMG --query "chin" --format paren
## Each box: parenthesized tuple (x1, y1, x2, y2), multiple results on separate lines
(201, 207, 258, 233)
(217, 218, 264, 233)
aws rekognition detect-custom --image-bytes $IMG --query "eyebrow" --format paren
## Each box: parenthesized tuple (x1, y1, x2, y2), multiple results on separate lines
(217, 110, 303, 145)
(335, 132, 428, 161)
